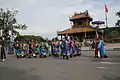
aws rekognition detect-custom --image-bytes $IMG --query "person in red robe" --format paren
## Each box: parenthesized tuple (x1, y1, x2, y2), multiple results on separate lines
(94, 38, 100, 58)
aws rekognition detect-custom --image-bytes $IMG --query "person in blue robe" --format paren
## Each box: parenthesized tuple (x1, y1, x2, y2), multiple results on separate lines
(60, 39, 66, 58)
(15, 41, 22, 58)
(98, 36, 108, 58)
(44, 42, 50, 56)
(69, 39, 74, 58)
(64, 38, 70, 59)
(54, 41, 60, 57)
(39, 42, 46, 58)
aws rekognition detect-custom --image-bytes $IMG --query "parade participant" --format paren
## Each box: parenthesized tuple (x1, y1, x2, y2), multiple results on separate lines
(46, 42, 52, 56)
(8, 44, 14, 54)
(34, 41, 39, 55)
(71, 39, 76, 57)
(51, 38, 54, 55)
(34, 45, 39, 55)
(43, 42, 49, 57)
(94, 38, 99, 58)
(21, 42, 28, 57)
(39, 42, 47, 58)
(53, 37, 60, 57)
(69, 37, 74, 58)
(28, 40, 34, 58)
(14, 41, 21, 58)
(32, 40, 36, 57)
(98, 36, 108, 58)
(64, 37, 70, 59)
(60, 39, 66, 58)
(21, 43, 25, 57)
(48, 41, 52, 56)
(0, 37, 6, 61)
(75, 41, 80, 56)
(39, 42, 44, 57)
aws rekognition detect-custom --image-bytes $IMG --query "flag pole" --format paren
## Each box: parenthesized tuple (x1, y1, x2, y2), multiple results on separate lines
(104, 4, 108, 41)
(105, 4, 108, 28)
(105, 11, 108, 28)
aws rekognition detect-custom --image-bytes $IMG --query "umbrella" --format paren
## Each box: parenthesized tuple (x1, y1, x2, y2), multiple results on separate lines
(92, 21, 105, 25)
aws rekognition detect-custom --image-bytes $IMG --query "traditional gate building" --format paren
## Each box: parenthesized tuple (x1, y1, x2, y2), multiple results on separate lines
(57, 10, 100, 41)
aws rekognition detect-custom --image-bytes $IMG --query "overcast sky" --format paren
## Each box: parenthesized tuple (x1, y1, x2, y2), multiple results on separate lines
(0, 0, 120, 39)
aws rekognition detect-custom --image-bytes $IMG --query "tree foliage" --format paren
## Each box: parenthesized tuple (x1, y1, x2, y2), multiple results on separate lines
(14, 35, 45, 43)
(116, 11, 120, 27)
(105, 27, 120, 43)
(0, 8, 27, 40)
(116, 12, 120, 17)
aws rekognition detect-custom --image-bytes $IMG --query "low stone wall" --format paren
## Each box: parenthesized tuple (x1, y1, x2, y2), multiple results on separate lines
(81, 43, 120, 51)
(105, 38, 120, 43)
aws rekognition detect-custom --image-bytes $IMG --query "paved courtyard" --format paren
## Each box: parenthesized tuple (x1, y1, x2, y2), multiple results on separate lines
(0, 51, 120, 80)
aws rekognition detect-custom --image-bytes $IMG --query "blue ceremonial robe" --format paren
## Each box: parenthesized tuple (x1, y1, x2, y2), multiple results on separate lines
(98, 40, 106, 56)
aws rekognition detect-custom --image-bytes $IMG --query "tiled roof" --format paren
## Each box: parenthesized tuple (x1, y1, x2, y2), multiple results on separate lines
(70, 14, 91, 21)
(69, 11, 92, 21)
(57, 27, 95, 35)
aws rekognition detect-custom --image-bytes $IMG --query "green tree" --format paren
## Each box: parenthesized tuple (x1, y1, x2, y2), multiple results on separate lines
(115, 12, 120, 34)
(14, 35, 45, 43)
(0, 8, 27, 41)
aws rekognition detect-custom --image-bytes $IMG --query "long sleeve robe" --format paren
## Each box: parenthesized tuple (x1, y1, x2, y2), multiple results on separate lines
(98, 40, 106, 56)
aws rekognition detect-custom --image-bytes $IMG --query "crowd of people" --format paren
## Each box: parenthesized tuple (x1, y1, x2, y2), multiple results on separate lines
(8, 37, 82, 59)
(0, 36, 108, 61)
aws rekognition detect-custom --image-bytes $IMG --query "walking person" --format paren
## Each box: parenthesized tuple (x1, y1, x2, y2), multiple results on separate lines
(60, 39, 66, 59)
(54, 38, 60, 57)
(98, 36, 108, 58)
(0, 37, 6, 61)
(64, 37, 70, 59)
(94, 38, 99, 58)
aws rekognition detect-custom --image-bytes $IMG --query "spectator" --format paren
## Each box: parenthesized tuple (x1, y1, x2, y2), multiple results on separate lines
(0, 37, 6, 61)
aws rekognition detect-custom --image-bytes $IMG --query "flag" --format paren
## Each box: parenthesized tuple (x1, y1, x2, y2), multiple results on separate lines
(105, 4, 108, 13)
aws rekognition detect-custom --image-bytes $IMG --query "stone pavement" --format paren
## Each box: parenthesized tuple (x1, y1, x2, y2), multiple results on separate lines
(0, 51, 120, 80)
